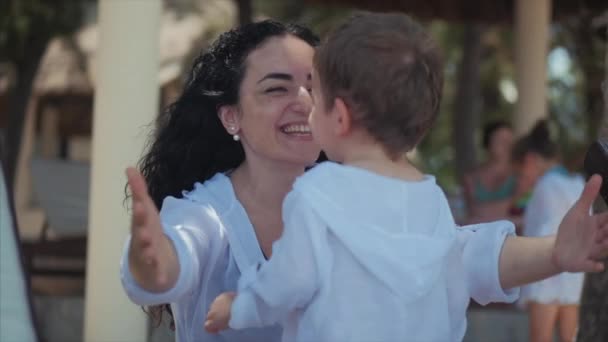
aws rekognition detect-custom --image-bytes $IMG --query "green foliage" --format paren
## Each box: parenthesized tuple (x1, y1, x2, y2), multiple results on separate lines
(418, 22, 464, 192)
(252, 1, 604, 191)
(0, 0, 87, 62)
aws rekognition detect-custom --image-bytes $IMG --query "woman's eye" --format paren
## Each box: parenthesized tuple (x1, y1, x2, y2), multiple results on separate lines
(266, 87, 287, 93)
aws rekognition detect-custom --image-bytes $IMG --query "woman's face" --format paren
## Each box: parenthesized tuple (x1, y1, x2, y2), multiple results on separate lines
(488, 127, 514, 160)
(227, 35, 320, 167)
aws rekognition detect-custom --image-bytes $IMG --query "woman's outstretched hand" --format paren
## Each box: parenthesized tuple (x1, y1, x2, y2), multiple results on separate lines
(126, 167, 179, 292)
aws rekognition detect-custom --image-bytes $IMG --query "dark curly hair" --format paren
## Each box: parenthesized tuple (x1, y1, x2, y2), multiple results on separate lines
(482, 120, 512, 150)
(136, 20, 319, 328)
(512, 120, 558, 162)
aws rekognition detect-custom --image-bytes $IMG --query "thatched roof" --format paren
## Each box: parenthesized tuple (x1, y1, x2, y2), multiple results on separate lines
(32, 38, 92, 96)
(32, 0, 236, 96)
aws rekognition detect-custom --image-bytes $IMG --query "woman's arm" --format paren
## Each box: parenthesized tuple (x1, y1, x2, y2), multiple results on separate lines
(126, 167, 179, 292)
(122, 168, 212, 306)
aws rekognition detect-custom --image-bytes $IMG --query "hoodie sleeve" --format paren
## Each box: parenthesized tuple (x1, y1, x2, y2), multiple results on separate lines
(229, 190, 321, 329)
(457, 221, 520, 305)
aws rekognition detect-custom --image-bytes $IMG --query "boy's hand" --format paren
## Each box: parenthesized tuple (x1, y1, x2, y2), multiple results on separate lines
(553, 174, 608, 273)
(205, 292, 236, 334)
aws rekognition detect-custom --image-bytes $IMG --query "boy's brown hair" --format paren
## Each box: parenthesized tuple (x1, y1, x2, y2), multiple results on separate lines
(313, 12, 444, 158)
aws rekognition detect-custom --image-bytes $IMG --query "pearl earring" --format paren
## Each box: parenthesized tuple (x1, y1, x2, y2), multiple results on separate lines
(229, 126, 240, 141)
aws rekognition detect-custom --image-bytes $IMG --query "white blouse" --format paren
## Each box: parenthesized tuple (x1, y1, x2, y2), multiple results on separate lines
(121, 173, 281, 342)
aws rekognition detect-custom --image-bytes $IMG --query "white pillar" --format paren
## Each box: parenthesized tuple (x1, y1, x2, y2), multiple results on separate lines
(83, 0, 161, 341)
(514, 0, 552, 136)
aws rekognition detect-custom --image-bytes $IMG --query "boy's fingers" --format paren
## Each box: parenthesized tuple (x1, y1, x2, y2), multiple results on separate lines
(596, 212, 608, 232)
(204, 319, 220, 334)
(205, 314, 220, 334)
(591, 239, 608, 260)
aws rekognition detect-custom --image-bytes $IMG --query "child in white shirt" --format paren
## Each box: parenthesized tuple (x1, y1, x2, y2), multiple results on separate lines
(204, 12, 608, 342)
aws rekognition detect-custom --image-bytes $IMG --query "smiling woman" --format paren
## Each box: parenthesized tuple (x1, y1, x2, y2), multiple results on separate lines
(119, 20, 319, 342)
(219, 34, 318, 165)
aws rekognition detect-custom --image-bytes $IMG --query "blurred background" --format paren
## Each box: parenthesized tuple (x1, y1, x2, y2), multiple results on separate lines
(1, 0, 607, 341)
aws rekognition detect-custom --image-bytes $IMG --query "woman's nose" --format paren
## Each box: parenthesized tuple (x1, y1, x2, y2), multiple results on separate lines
(291, 86, 313, 116)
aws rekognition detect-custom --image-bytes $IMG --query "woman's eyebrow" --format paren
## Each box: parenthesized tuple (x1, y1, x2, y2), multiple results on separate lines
(257, 72, 293, 84)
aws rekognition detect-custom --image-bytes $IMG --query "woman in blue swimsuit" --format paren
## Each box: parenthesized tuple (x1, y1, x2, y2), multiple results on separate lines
(463, 121, 519, 224)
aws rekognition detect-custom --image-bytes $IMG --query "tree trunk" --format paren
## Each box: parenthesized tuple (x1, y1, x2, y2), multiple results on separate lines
(236, 0, 252, 26)
(571, 12, 605, 140)
(5, 51, 44, 191)
(577, 269, 608, 341)
(452, 24, 483, 181)
(576, 16, 608, 342)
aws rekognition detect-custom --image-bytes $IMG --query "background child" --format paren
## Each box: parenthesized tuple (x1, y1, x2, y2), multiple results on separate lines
(514, 120, 586, 342)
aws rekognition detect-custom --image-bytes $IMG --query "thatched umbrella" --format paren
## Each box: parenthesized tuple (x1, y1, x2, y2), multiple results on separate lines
(26, 0, 237, 141)
(75, 0, 236, 89)
(13, 0, 236, 240)
(32, 38, 92, 97)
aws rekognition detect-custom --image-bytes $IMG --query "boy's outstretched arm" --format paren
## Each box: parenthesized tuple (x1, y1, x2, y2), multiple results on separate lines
(499, 175, 608, 290)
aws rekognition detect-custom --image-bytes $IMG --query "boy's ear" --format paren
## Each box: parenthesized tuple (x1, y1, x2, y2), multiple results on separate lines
(333, 97, 352, 136)
(218, 105, 240, 135)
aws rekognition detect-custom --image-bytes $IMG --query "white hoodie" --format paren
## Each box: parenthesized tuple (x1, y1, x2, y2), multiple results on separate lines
(229, 162, 518, 342)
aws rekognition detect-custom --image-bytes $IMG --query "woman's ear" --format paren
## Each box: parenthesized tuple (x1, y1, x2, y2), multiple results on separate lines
(218, 105, 240, 136)
(333, 97, 352, 136)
